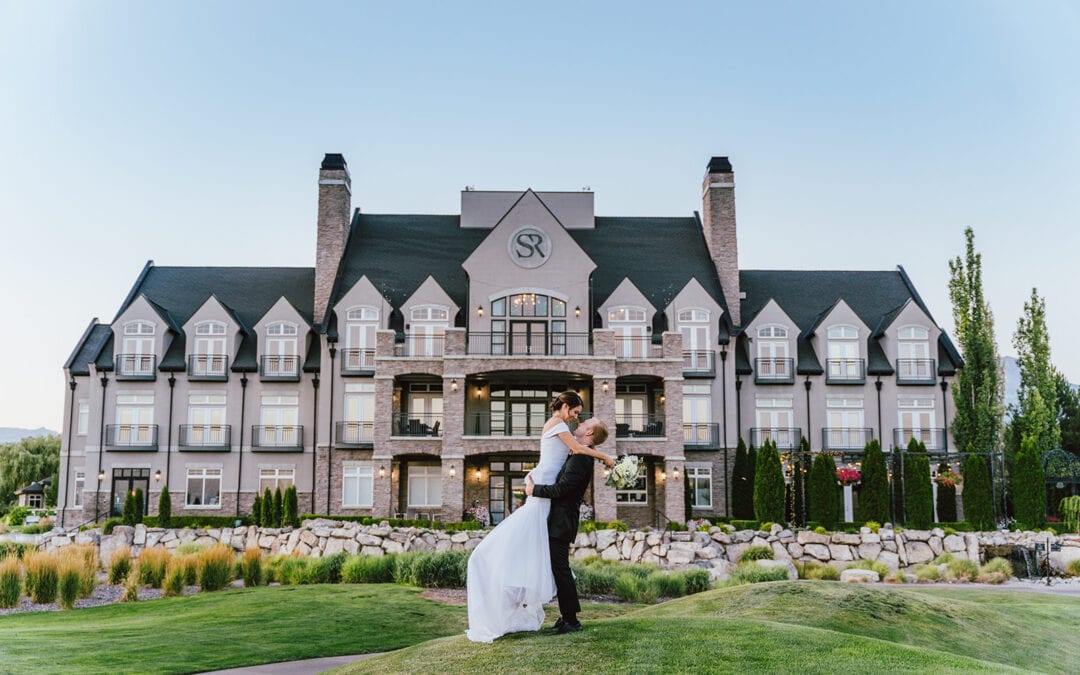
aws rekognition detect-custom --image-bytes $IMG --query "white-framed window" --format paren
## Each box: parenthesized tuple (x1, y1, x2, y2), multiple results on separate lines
(688, 466, 712, 509)
(609, 306, 649, 358)
(77, 400, 89, 436)
(756, 324, 790, 377)
(407, 305, 449, 357)
(124, 321, 155, 336)
(264, 321, 298, 374)
(676, 307, 710, 355)
(342, 463, 374, 508)
(27, 493, 44, 508)
(342, 383, 375, 443)
(192, 321, 228, 375)
(259, 467, 295, 493)
(616, 383, 649, 432)
(406, 383, 443, 434)
(616, 466, 648, 505)
(826, 397, 865, 448)
(73, 470, 85, 508)
(185, 468, 222, 508)
(898, 325, 932, 378)
(120, 321, 156, 376)
(407, 465, 442, 507)
(344, 306, 378, 369)
(827, 325, 860, 368)
(683, 383, 712, 444)
(187, 393, 227, 445)
(610, 307, 647, 322)
(755, 397, 795, 447)
(115, 393, 154, 445)
(260, 394, 299, 446)
(898, 397, 938, 447)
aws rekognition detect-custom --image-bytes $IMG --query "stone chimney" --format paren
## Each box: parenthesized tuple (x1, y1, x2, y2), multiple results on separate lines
(701, 156, 740, 326)
(314, 153, 351, 326)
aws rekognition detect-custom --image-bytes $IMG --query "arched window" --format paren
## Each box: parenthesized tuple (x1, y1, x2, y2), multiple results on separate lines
(407, 305, 449, 356)
(756, 324, 790, 380)
(344, 306, 379, 370)
(488, 292, 567, 355)
(610, 306, 649, 358)
(191, 321, 228, 377)
(677, 308, 711, 368)
(263, 321, 299, 377)
(119, 321, 156, 377)
(827, 324, 862, 381)
(897, 325, 933, 382)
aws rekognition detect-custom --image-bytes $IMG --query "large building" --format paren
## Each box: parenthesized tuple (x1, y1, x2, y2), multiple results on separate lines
(56, 155, 962, 528)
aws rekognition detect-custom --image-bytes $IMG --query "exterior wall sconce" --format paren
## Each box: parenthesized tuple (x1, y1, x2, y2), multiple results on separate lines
(449, 466, 457, 478)
(451, 379, 458, 393)
(379, 465, 386, 479)
(673, 465, 680, 481)
(659, 394, 666, 404)
(602, 380, 609, 393)
(154, 470, 162, 481)
(477, 305, 484, 317)
(660, 468, 667, 482)
(575, 306, 581, 318)
(476, 386, 483, 399)
(97, 470, 105, 482)
(474, 468, 482, 483)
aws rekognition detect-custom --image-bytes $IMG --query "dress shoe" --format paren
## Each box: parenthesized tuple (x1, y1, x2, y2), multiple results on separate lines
(552, 617, 566, 631)
(556, 620, 583, 634)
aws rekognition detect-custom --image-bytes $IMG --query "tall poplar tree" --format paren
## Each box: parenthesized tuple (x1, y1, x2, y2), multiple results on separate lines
(1011, 288, 1060, 454)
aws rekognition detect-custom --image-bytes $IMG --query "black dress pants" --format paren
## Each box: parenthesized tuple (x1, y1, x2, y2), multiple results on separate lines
(549, 536, 580, 621)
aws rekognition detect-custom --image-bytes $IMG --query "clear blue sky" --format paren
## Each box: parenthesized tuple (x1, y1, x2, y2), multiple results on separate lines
(2, 1, 1078, 430)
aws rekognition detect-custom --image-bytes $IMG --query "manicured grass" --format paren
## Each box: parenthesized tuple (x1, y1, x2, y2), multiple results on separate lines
(341, 582, 1080, 674)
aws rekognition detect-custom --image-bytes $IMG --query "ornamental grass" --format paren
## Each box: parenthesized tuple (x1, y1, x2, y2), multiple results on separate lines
(1067, 559, 1080, 577)
(57, 560, 81, 610)
(137, 547, 170, 588)
(976, 557, 1013, 584)
(24, 552, 59, 604)
(108, 547, 132, 585)
(240, 548, 263, 587)
(943, 558, 979, 582)
(847, 558, 890, 579)
(730, 563, 789, 585)
(58, 544, 99, 597)
(162, 558, 186, 597)
(738, 545, 774, 563)
(122, 570, 139, 602)
(0, 555, 22, 608)
(196, 544, 235, 591)
(342, 553, 395, 584)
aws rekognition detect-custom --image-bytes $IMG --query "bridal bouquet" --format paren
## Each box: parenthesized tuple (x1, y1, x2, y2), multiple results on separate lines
(605, 455, 642, 489)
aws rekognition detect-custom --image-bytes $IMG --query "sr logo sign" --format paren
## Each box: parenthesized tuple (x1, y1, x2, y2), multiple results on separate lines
(507, 227, 552, 269)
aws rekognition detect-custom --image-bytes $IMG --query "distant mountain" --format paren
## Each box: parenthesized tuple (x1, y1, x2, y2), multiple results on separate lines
(1001, 356, 1078, 418)
(0, 427, 59, 443)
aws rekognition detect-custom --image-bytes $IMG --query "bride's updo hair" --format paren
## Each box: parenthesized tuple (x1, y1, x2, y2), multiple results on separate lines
(550, 390, 584, 414)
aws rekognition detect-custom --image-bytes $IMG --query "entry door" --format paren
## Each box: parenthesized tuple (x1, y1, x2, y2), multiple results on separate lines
(510, 321, 547, 355)
(111, 469, 150, 516)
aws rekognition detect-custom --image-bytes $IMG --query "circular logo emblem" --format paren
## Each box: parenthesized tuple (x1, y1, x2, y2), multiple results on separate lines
(507, 227, 551, 269)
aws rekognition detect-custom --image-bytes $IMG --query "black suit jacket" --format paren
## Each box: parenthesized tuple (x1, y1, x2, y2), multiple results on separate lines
(532, 454, 595, 543)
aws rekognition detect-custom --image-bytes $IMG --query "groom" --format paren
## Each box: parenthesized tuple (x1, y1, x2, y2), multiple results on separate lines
(525, 418, 609, 634)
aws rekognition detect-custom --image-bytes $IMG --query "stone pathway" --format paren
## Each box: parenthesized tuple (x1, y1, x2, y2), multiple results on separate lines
(200, 653, 382, 675)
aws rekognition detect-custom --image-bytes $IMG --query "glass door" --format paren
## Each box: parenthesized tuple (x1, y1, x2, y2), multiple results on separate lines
(487, 459, 536, 524)
(510, 321, 547, 355)
(111, 468, 150, 516)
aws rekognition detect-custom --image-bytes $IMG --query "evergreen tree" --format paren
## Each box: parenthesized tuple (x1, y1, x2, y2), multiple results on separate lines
(45, 474, 58, 507)
(890, 449, 905, 524)
(284, 486, 299, 528)
(809, 453, 839, 528)
(273, 487, 284, 528)
(948, 228, 1004, 457)
(962, 451, 995, 530)
(753, 440, 786, 524)
(746, 444, 757, 514)
(261, 488, 273, 527)
(731, 438, 754, 519)
(903, 439, 933, 528)
(859, 439, 889, 523)
(251, 493, 262, 525)
(1014, 434, 1046, 529)
(122, 491, 136, 526)
(1055, 372, 1080, 455)
(789, 437, 810, 526)
(134, 488, 144, 524)
(158, 487, 172, 528)
(935, 462, 957, 522)
(683, 472, 692, 522)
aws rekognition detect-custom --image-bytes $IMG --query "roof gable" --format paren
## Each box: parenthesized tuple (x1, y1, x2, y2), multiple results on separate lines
(402, 276, 460, 322)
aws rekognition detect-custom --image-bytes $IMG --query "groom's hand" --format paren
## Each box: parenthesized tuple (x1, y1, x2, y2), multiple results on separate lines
(525, 476, 535, 496)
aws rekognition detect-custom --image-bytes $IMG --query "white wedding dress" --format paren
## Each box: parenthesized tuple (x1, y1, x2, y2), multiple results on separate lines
(465, 422, 570, 643)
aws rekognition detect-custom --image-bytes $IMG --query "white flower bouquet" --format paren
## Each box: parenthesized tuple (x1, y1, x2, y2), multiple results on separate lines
(605, 455, 641, 489)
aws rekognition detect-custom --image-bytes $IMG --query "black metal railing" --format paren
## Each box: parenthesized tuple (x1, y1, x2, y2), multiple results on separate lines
(391, 413, 443, 437)
(821, 427, 874, 451)
(251, 425, 303, 450)
(260, 355, 300, 381)
(336, 421, 375, 446)
(749, 427, 802, 450)
(187, 354, 228, 381)
(105, 424, 159, 451)
(466, 412, 552, 437)
(893, 428, 946, 451)
(394, 334, 445, 357)
(340, 349, 375, 374)
(826, 358, 866, 384)
(896, 359, 937, 385)
(755, 358, 795, 384)
(114, 354, 157, 380)
(684, 422, 721, 449)
(614, 336, 663, 359)
(178, 424, 231, 450)
(466, 332, 591, 356)
(615, 415, 666, 438)
(683, 350, 716, 377)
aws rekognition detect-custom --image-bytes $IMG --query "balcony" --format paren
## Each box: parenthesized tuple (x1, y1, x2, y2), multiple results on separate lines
(896, 359, 937, 385)
(683, 350, 716, 377)
(466, 332, 591, 356)
(394, 334, 445, 358)
(251, 425, 304, 451)
(749, 427, 802, 450)
(465, 412, 550, 437)
(615, 415, 666, 439)
(391, 413, 443, 437)
(260, 355, 300, 382)
(187, 355, 229, 381)
(105, 424, 159, 451)
(340, 349, 375, 375)
(893, 428, 946, 451)
(178, 424, 231, 451)
(336, 421, 375, 447)
(115, 354, 157, 381)
(821, 427, 874, 452)
(614, 337, 663, 359)
(754, 358, 795, 384)
(684, 422, 720, 449)
(826, 359, 866, 384)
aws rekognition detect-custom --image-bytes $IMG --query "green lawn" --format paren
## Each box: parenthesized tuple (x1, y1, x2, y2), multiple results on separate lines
(340, 582, 1080, 674)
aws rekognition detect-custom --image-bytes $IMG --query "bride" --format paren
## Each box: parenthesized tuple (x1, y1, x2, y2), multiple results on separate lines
(465, 391, 614, 643)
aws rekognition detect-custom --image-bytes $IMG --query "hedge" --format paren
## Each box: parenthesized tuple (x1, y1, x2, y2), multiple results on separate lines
(961, 452, 995, 530)
(299, 514, 484, 531)
(859, 439, 889, 523)
(809, 453, 839, 528)
(753, 440, 786, 524)
(142, 516, 252, 528)
(903, 439, 933, 529)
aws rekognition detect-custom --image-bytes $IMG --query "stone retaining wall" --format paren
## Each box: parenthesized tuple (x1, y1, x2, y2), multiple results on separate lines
(37, 520, 1080, 576)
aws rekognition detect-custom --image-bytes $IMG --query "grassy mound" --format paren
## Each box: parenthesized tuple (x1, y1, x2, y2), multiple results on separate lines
(343, 582, 1080, 673)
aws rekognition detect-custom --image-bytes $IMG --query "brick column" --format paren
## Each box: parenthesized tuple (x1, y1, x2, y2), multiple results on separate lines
(664, 459, 686, 524)
(592, 367, 618, 522)
(372, 461, 392, 518)
(444, 328, 465, 356)
(442, 371, 466, 522)
(441, 457, 464, 522)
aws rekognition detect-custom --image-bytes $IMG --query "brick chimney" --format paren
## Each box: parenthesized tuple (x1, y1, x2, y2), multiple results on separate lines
(314, 153, 351, 326)
(701, 156, 740, 326)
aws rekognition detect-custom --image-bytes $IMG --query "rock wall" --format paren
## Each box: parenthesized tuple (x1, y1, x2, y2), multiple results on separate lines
(38, 520, 1080, 576)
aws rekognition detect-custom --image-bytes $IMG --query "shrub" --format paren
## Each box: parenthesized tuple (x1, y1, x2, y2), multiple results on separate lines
(157, 487, 172, 528)
(122, 571, 139, 602)
(6, 506, 30, 527)
(789, 437, 810, 527)
(284, 486, 299, 528)
(1061, 496, 1080, 534)
(1066, 559, 1080, 577)
(58, 560, 81, 610)
(645, 571, 686, 599)
(681, 568, 712, 594)
(102, 517, 122, 535)
(137, 547, 170, 588)
(931, 552, 956, 566)
(803, 563, 840, 581)
(607, 520, 629, 532)
(108, 546, 133, 585)
(58, 544, 98, 597)
(261, 488, 274, 528)
(24, 552, 59, 604)
(251, 493, 262, 524)
(883, 571, 911, 583)
(754, 440, 786, 524)
(404, 551, 469, 588)
(273, 488, 284, 528)
(731, 564, 789, 585)
(847, 558, 889, 579)
(579, 520, 598, 534)
(913, 564, 940, 582)
(0, 556, 22, 608)
(162, 558, 186, 596)
(122, 492, 136, 527)
(738, 545, 774, 563)
(961, 452, 995, 530)
(342, 554, 395, 584)
(311, 552, 349, 584)
(859, 440, 889, 523)
(977, 557, 1013, 584)
(944, 558, 979, 582)
(196, 544, 235, 591)
(614, 573, 654, 603)
(864, 520, 881, 533)
(903, 439, 933, 529)
(809, 453, 839, 528)
(571, 561, 619, 595)
(240, 548, 263, 587)
(175, 541, 207, 556)
(1014, 435, 1046, 530)
(813, 526, 828, 535)
(730, 520, 760, 532)
(731, 438, 754, 519)
(275, 556, 312, 585)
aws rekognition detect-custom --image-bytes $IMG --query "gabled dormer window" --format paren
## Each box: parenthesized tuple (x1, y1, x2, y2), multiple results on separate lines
(677, 308, 711, 365)
(407, 305, 449, 357)
(343, 306, 378, 371)
(610, 306, 649, 358)
(190, 321, 228, 379)
(755, 324, 791, 381)
(118, 321, 156, 378)
(897, 325, 934, 383)
(827, 325, 864, 383)
(262, 321, 299, 379)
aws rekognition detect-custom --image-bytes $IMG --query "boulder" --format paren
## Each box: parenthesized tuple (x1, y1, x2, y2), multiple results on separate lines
(787, 542, 804, 558)
(828, 544, 854, 561)
(929, 537, 943, 557)
(573, 547, 598, 560)
(905, 529, 931, 542)
(804, 544, 831, 561)
(771, 542, 791, 560)
(450, 532, 469, 544)
(696, 546, 718, 560)
(600, 545, 622, 561)
(357, 533, 382, 547)
(831, 533, 861, 546)
(630, 540, 646, 562)
(300, 530, 318, 547)
(877, 550, 900, 571)
(862, 532, 881, 543)
(646, 531, 663, 547)
(840, 568, 880, 583)
(709, 559, 735, 581)
(667, 549, 695, 565)
(726, 543, 748, 563)
(621, 537, 634, 560)
(1048, 547, 1080, 574)
(797, 530, 829, 546)
(133, 525, 147, 546)
(361, 545, 384, 557)
(323, 537, 345, 556)
(905, 541, 935, 565)
(574, 533, 591, 548)
(857, 542, 882, 560)
(596, 529, 618, 551)
(710, 531, 732, 545)
(343, 539, 359, 555)
(382, 539, 405, 554)
(464, 538, 482, 552)
(944, 534, 966, 552)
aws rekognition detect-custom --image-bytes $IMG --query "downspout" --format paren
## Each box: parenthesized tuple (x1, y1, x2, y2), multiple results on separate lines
(720, 348, 729, 515)
(235, 374, 248, 517)
(804, 377, 812, 450)
(326, 341, 337, 514)
(95, 373, 108, 523)
(311, 371, 320, 516)
(875, 377, 883, 448)
(939, 379, 949, 454)
(165, 374, 175, 486)
(734, 378, 742, 443)
(59, 377, 77, 527)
